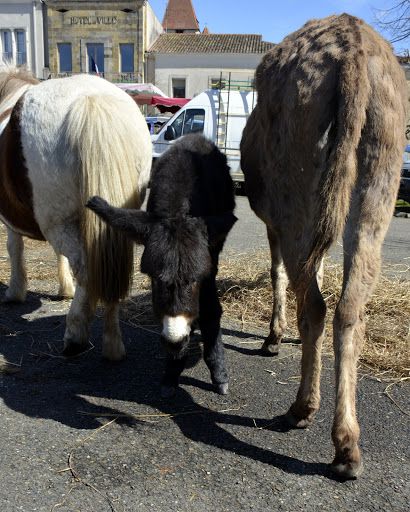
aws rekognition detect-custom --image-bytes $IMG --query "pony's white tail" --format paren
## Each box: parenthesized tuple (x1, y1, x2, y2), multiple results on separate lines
(66, 93, 145, 304)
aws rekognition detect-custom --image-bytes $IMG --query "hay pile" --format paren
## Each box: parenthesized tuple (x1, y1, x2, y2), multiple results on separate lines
(0, 226, 408, 378)
(217, 251, 410, 378)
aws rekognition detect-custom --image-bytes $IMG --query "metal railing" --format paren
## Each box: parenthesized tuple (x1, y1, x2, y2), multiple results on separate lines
(2, 51, 12, 62)
(16, 51, 27, 66)
(51, 71, 142, 83)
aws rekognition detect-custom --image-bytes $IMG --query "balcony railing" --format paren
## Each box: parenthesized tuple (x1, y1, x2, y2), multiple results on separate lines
(2, 51, 12, 62)
(16, 51, 27, 66)
(51, 71, 143, 83)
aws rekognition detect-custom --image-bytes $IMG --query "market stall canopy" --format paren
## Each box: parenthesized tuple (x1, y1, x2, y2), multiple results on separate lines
(151, 95, 191, 113)
(115, 83, 167, 96)
(131, 94, 191, 113)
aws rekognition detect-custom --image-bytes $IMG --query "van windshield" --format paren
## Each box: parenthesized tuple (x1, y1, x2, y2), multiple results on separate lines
(163, 108, 205, 139)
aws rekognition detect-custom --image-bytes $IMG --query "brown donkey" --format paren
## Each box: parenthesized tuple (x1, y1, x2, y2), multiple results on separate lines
(240, 14, 407, 478)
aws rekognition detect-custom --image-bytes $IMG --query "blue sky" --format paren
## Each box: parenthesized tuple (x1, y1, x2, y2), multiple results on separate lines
(149, 0, 409, 53)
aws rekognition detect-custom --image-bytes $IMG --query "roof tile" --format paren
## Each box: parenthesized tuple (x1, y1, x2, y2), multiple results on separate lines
(148, 33, 275, 54)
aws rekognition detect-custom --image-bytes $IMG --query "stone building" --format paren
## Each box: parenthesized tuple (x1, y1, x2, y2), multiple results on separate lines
(46, 0, 162, 81)
(146, 0, 274, 98)
(0, 0, 46, 78)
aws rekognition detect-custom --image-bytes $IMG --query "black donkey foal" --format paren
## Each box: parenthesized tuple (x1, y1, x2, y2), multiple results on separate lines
(87, 134, 237, 397)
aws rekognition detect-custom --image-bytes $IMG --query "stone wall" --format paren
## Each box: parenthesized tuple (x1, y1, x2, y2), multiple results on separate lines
(47, 1, 145, 79)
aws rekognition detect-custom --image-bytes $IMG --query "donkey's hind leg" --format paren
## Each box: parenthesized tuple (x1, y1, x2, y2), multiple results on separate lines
(286, 267, 327, 428)
(262, 227, 289, 355)
(331, 209, 393, 478)
(4, 228, 27, 303)
(56, 252, 75, 298)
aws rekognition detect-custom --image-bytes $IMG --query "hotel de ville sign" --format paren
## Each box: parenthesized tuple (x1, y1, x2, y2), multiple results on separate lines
(69, 16, 118, 25)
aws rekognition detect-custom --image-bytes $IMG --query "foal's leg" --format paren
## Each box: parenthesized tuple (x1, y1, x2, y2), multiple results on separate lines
(286, 269, 327, 428)
(56, 252, 75, 298)
(102, 302, 126, 361)
(262, 227, 289, 355)
(161, 354, 189, 398)
(199, 272, 229, 395)
(4, 228, 27, 302)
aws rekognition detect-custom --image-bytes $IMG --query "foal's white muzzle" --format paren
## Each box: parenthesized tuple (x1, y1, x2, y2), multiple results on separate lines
(162, 315, 191, 343)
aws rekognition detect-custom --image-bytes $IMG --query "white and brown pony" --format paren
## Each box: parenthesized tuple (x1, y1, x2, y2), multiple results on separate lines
(0, 67, 152, 359)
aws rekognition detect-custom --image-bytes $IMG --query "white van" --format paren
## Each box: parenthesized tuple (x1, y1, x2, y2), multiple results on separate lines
(151, 89, 257, 182)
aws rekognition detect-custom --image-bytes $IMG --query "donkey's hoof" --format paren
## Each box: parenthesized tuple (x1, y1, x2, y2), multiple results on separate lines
(63, 341, 89, 357)
(330, 458, 363, 480)
(161, 385, 177, 399)
(215, 382, 229, 395)
(261, 339, 280, 356)
(285, 404, 315, 428)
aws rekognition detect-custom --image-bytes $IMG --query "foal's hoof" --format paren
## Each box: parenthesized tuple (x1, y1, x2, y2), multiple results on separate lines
(330, 458, 363, 480)
(63, 342, 89, 357)
(161, 385, 177, 399)
(261, 340, 280, 356)
(215, 382, 229, 395)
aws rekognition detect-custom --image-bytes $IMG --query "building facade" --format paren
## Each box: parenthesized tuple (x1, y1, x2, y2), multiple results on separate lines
(0, 0, 46, 78)
(146, 0, 274, 98)
(46, 0, 162, 81)
(146, 33, 274, 98)
(162, 0, 199, 34)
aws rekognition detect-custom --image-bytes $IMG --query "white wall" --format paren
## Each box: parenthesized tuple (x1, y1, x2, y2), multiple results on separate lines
(153, 53, 263, 97)
(0, 0, 45, 77)
(145, 2, 163, 51)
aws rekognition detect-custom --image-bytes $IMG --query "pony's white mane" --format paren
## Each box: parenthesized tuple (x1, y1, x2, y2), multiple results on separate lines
(0, 63, 38, 111)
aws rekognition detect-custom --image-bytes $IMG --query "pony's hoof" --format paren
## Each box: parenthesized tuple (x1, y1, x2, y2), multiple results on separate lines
(63, 341, 89, 357)
(58, 286, 75, 299)
(3, 290, 26, 303)
(215, 382, 229, 395)
(261, 340, 280, 356)
(330, 459, 363, 480)
(161, 385, 177, 399)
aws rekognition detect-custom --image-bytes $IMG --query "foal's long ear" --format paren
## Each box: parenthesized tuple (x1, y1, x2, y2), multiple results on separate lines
(203, 212, 237, 247)
(86, 196, 151, 244)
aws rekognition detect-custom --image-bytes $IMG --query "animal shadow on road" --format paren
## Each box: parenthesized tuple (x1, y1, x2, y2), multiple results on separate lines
(0, 288, 332, 480)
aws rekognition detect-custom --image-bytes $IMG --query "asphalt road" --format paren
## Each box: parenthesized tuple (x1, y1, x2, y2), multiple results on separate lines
(0, 198, 409, 512)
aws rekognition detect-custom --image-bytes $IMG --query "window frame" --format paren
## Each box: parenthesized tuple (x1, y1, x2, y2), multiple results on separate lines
(57, 42, 72, 73)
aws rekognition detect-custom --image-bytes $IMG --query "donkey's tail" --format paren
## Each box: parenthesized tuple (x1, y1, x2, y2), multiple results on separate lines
(305, 17, 370, 276)
(66, 93, 148, 304)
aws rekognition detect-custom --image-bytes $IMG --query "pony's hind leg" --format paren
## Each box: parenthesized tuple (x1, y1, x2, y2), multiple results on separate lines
(286, 269, 327, 427)
(45, 224, 95, 356)
(63, 282, 96, 356)
(262, 227, 289, 355)
(4, 228, 27, 303)
(56, 252, 75, 298)
(102, 302, 126, 361)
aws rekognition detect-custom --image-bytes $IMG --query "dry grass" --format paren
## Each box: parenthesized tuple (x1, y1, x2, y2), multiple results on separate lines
(217, 251, 410, 379)
(0, 230, 408, 378)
